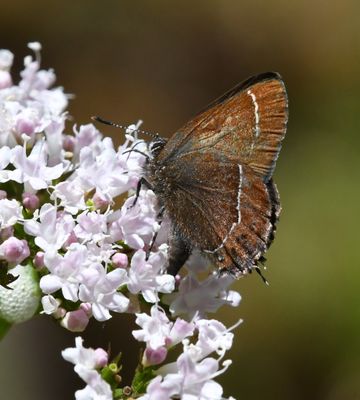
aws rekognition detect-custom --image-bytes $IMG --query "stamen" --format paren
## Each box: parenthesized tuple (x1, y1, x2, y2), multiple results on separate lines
(227, 318, 243, 332)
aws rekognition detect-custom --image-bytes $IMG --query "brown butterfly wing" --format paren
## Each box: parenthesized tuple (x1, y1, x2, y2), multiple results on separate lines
(217, 168, 281, 276)
(161, 153, 280, 275)
(154, 72, 287, 276)
(162, 154, 240, 252)
(157, 72, 288, 181)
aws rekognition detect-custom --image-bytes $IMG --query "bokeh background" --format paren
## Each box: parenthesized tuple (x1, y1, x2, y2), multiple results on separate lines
(1, 1, 359, 399)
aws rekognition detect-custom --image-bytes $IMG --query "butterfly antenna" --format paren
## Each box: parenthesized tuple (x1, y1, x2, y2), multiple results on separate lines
(91, 116, 159, 139)
(121, 141, 149, 160)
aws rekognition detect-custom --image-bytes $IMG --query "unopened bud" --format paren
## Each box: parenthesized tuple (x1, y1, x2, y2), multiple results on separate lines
(22, 192, 39, 211)
(112, 252, 128, 269)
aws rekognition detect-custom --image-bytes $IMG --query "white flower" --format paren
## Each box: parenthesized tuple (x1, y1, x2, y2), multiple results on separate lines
(174, 354, 224, 399)
(109, 190, 159, 249)
(184, 319, 240, 362)
(133, 305, 195, 368)
(62, 336, 106, 371)
(74, 374, 113, 400)
(20, 51, 56, 93)
(168, 317, 196, 347)
(75, 135, 145, 200)
(164, 272, 241, 318)
(133, 306, 172, 350)
(40, 243, 88, 301)
(52, 179, 86, 214)
(10, 140, 65, 191)
(127, 248, 174, 303)
(41, 294, 61, 315)
(139, 375, 178, 400)
(74, 211, 108, 244)
(78, 264, 129, 321)
(85, 241, 115, 268)
(32, 87, 68, 116)
(13, 107, 47, 139)
(0, 199, 22, 228)
(133, 305, 195, 351)
(142, 353, 234, 400)
(62, 337, 113, 400)
(0, 44, 67, 147)
(24, 203, 75, 252)
(73, 123, 102, 159)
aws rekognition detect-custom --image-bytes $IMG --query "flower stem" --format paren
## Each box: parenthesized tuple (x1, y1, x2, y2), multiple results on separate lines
(0, 318, 12, 341)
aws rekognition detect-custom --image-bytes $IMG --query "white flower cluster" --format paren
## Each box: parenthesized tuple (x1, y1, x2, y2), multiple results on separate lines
(133, 306, 241, 400)
(0, 43, 242, 400)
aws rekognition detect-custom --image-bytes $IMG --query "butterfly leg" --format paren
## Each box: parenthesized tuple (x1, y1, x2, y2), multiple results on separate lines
(130, 177, 152, 207)
(254, 266, 269, 285)
(145, 206, 165, 260)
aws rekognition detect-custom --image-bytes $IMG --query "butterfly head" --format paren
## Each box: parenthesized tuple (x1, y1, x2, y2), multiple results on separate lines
(149, 136, 167, 158)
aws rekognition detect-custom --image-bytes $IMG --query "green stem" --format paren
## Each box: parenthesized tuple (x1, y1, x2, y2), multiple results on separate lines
(0, 318, 12, 340)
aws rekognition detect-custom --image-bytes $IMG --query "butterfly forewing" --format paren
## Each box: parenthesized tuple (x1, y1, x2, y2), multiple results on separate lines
(158, 72, 288, 181)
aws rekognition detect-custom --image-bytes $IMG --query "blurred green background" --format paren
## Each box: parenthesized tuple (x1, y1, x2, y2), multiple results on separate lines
(1, 1, 359, 399)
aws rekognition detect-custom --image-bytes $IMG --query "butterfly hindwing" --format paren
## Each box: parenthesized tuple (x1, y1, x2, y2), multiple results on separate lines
(159, 154, 280, 275)
(214, 168, 281, 276)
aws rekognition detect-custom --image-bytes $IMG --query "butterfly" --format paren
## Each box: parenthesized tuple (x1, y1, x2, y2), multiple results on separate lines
(145, 72, 288, 280)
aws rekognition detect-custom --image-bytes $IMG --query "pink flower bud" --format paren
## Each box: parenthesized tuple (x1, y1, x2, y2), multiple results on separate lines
(112, 252, 128, 269)
(0, 237, 30, 264)
(61, 308, 90, 332)
(34, 251, 45, 269)
(22, 192, 39, 211)
(0, 190, 7, 200)
(80, 302, 92, 316)
(143, 347, 168, 366)
(94, 348, 108, 368)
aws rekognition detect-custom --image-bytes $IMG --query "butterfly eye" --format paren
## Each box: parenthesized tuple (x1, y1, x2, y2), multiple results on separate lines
(149, 137, 167, 157)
